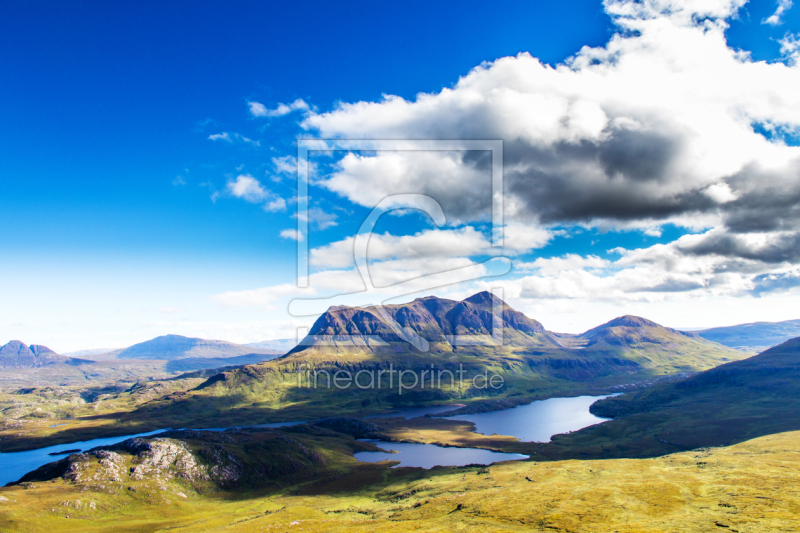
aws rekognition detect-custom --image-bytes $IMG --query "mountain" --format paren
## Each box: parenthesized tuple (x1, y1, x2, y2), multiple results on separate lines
(105, 334, 282, 361)
(192, 293, 746, 407)
(286, 292, 559, 358)
(558, 336, 800, 457)
(282, 293, 742, 372)
(245, 339, 296, 353)
(0, 341, 91, 369)
(695, 318, 800, 351)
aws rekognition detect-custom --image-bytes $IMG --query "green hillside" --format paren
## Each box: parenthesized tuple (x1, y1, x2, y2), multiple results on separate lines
(539, 337, 800, 459)
(181, 292, 747, 422)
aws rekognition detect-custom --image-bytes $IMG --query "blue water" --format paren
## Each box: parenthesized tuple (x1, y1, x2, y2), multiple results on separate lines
(441, 395, 612, 442)
(0, 428, 169, 487)
(0, 395, 612, 483)
(355, 440, 528, 468)
(0, 421, 304, 486)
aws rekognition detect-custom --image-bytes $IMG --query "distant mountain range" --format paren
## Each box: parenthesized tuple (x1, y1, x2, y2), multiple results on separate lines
(102, 334, 283, 361)
(0, 341, 91, 369)
(245, 339, 296, 353)
(694, 319, 800, 351)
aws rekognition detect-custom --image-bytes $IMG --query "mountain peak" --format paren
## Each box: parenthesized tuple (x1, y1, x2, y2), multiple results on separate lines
(0, 340, 31, 356)
(29, 344, 57, 357)
(0, 340, 85, 369)
(114, 334, 279, 360)
(463, 291, 507, 307)
(602, 315, 662, 329)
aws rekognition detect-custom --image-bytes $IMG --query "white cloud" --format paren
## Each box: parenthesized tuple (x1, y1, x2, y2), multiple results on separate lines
(227, 174, 269, 202)
(703, 182, 739, 203)
(248, 101, 268, 117)
(296, 207, 338, 230)
(264, 197, 287, 212)
(248, 99, 310, 118)
(309, 223, 551, 270)
(272, 156, 296, 175)
(208, 132, 260, 146)
(300, 0, 800, 266)
(763, 0, 793, 25)
(213, 283, 305, 308)
(208, 132, 232, 142)
(226, 174, 286, 211)
(280, 229, 303, 241)
(517, 254, 610, 275)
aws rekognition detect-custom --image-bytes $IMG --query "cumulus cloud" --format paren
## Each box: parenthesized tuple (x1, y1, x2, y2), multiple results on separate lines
(248, 99, 310, 118)
(280, 229, 303, 241)
(208, 132, 232, 142)
(226, 174, 286, 212)
(213, 0, 800, 324)
(309, 222, 551, 270)
(300, 0, 800, 266)
(763, 0, 793, 25)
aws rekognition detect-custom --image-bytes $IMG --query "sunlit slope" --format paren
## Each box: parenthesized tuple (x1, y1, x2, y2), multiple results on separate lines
(2, 428, 799, 532)
(544, 337, 800, 458)
(198, 293, 746, 397)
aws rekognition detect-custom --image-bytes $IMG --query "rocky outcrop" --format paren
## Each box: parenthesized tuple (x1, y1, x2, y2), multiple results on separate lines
(110, 437, 209, 482)
(11, 427, 347, 492)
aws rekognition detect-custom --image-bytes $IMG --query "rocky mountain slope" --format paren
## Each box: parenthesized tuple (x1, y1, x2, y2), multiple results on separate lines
(192, 292, 747, 407)
(0, 341, 91, 369)
(281, 292, 743, 372)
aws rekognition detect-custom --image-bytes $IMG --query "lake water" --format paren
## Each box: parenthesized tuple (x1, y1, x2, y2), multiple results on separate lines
(0, 421, 303, 487)
(0, 428, 169, 487)
(442, 395, 613, 442)
(355, 440, 528, 468)
(0, 395, 611, 484)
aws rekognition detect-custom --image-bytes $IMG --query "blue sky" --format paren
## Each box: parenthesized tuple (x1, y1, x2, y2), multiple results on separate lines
(2, 0, 800, 351)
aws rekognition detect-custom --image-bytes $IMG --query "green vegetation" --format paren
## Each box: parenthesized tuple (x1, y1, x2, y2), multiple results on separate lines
(0, 293, 751, 452)
(2, 423, 800, 532)
(539, 337, 800, 459)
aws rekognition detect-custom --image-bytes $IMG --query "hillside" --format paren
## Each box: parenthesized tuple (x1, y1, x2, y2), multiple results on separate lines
(543, 336, 800, 458)
(3, 424, 800, 532)
(187, 292, 746, 413)
(0, 341, 90, 369)
(696, 318, 800, 351)
(280, 293, 742, 372)
(103, 334, 282, 361)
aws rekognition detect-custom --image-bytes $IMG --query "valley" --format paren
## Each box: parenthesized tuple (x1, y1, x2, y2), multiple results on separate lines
(1, 293, 799, 532)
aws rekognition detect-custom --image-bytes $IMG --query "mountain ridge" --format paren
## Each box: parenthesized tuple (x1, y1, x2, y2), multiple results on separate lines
(0, 341, 91, 369)
(196, 292, 748, 402)
(107, 334, 282, 361)
(695, 318, 800, 351)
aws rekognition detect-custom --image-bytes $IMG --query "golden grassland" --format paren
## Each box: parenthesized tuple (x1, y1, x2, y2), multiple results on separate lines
(2, 429, 800, 532)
